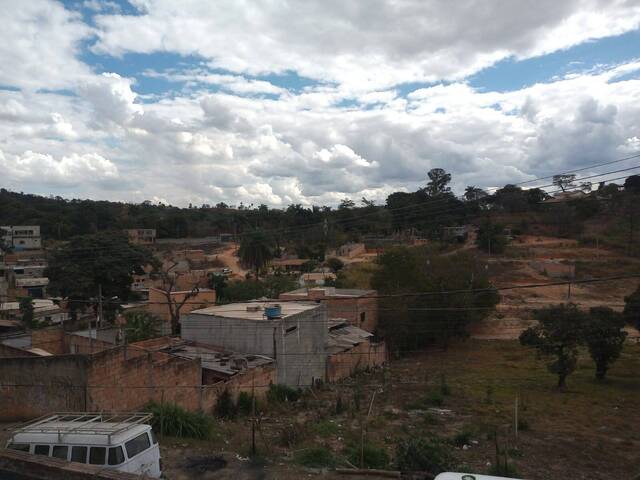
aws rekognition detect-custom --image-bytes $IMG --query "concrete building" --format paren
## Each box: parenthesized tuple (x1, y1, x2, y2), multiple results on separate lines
(182, 301, 328, 387)
(280, 287, 378, 333)
(326, 320, 386, 382)
(0, 299, 69, 325)
(124, 229, 156, 245)
(1, 226, 42, 250)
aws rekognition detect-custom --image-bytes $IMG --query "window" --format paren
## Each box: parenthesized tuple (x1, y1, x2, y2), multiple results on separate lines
(7, 443, 29, 452)
(52, 446, 68, 460)
(360, 312, 366, 324)
(285, 325, 298, 334)
(71, 446, 87, 463)
(150, 430, 158, 444)
(108, 446, 125, 465)
(89, 447, 106, 465)
(34, 445, 49, 456)
(125, 432, 151, 458)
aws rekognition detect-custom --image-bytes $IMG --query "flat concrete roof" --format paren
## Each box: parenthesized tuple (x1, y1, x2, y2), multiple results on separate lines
(283, 287, 376, 298)
(190, 301, 320, 320)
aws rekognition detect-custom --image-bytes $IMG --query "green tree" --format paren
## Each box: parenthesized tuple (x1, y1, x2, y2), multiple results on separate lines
(238, 230, 274, 279)
(424, 168, 452, 197)
(623, 284, 640, 329)
(476, 220, 507, 254)
(326, 257, 344, 273)
(584, 307, 627, 381)
(18, 297, 35, 329)
(372, 246, 499, 352)
(519, 303, 587, 389)
(124, 311, 161, 343)
(46, 232, 154, 319)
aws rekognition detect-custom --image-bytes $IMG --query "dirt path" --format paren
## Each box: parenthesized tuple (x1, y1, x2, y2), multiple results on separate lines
(217, 244, 248, 279)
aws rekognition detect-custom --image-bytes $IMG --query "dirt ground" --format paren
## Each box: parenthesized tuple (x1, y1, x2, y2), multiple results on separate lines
(157, 340, 640, 480)
(216, 244, 249, 279)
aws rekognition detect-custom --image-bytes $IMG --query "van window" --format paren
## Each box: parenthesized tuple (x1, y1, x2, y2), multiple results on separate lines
(150, 429, 158, 444)
(89, 447, 106, 465)
(34, 445, 49, 456)
(71, 446, 87, 463)
(125, 432, 151, 458)
(7, 443, 29, 452)
(108, 446, 125, 465)
(52, 446, 68, 460)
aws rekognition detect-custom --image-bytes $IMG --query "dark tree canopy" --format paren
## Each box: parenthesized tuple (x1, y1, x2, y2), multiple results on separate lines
(519, 303, 587, 389)
(584, 307, 627, 381)
(623, 285, 640, 329)
(238, 230, 274, 278)
(424, 168, 452, 197)
(372, 246, 499, 352)
(46, 232, 154, 316)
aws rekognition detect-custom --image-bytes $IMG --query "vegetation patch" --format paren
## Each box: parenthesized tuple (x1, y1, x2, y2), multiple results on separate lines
(146, 402, 213, 439)
(294, 447, 337, 468)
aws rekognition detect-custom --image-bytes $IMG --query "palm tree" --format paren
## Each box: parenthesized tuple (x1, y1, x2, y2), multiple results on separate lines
(238, 230, 274, 279)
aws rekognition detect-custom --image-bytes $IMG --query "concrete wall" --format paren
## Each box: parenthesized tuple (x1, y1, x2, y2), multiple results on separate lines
(183, 305, 328, 388)
(0, 355, 88, 420)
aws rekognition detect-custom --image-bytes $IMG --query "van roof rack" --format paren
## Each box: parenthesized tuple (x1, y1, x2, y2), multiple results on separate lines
(10, 412, 153, 445)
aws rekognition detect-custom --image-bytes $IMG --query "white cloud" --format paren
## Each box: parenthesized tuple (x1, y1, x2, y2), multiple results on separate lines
(0, 0, 93, 90)
(92, 0, 640, 90)
(0, 150, 119, 188)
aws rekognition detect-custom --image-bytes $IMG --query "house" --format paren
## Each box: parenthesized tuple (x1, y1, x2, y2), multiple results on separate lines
(279, 287, 378, 333)
(543, 191, 587, 204)
(5, 264, 49, 299)
(299, 271, 337, 287)
(1, 226, 42, 250)
(330, 242, 366, 259)
(442, 225, 469, 242)
(0, 327, 230, 420)
(0, 299, 69, 325)
(146, 287, 216, 334)
(133, 336, 276, 397)
(181, 301, 328, 387)
(270, 257, 309, 272)
(124, 229, 156, 245)
(326, 320, 386, 382)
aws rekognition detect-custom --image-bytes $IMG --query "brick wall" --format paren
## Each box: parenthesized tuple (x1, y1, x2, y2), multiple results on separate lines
(198, 364, 277, 413)
(326, 340, 386, 383)
(0, 355, 88, 420)
(85, 345, 202, 412)
(65, 333, 113, 355)
(31, 327, 65, 354)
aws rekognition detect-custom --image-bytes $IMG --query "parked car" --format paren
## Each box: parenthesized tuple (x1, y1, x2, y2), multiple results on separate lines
(5, 412, 161, 478)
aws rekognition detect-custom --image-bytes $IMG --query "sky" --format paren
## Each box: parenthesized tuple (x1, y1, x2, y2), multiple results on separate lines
(1, 0, 640, 208)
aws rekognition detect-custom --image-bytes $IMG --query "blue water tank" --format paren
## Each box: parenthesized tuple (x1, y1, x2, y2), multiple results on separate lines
(264, 304, 282, 319)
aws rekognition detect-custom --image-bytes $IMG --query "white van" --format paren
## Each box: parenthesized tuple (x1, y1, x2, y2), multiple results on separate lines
(5, 412, 162, 478)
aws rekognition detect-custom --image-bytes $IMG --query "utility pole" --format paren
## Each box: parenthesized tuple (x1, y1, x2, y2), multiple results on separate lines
(97, 284, 103, 330)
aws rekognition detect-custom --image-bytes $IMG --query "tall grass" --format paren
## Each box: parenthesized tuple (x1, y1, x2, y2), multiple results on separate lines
(146, 402, 213, 439)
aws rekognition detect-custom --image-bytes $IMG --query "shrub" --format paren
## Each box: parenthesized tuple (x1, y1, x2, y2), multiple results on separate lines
(517, 418, 530, 431)
(452, 430, 471, 448)
(395, 436, 455, 473)
(267, 384, 301, 403)
(146, 402, 212, 439)
(439, 374, 451, 396)
(346, 443, 390, 469)
(426, 391, 445, 407)
(311, 420, 340, 437)
(294, 447, 336, 468)
(278, 423, 305, 447)
(236, 391, 257, 416)
(214, 389, 237, 419)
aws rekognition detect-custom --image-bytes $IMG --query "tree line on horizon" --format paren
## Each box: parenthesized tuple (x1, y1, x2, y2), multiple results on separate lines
(1, 171, 639, 247)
